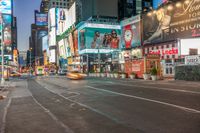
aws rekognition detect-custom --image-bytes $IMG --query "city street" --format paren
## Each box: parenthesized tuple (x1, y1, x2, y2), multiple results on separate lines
(0, 77, 200, 133)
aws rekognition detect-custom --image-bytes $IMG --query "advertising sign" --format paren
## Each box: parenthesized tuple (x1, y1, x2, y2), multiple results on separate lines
(0, 0, 11, 14)
(1, 14, 12, 55)
(121, 15, 141, 49)
(143, 0, 200, 44)
(56, 4, 76, 35)
(49, 49, 56, 63)
(185, 55, 200, 65)
(48, 27, 56, 46)
(78, 23, 121, 54)
(131, 49, 142, 59)
(73, 30, 79, 55)
(48, 8, 56, 29)
(58, 40, 66, 58)
(35, 13, 48, 26)
(153, 0, 168, 9)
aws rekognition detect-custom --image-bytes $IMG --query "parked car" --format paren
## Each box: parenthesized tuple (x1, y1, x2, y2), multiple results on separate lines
(58, 69, 68, 75)
(67, 71, 87, 80)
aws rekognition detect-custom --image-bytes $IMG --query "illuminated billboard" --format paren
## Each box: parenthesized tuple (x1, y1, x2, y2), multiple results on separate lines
(0, 0, 12, 14)
(58, 40, 66, 58)
(49, 49, 56, 63)
(73, 30, 79, 55)
(48, 27, 56, 46)
(56, 3, 76, 35)
(48, 8, 56, 29)
(121, 15, 141, 49)
(1, 14, 12, 55)
(35, 13, 48, 26)
(153, 0, 168, 9)
(78, 23, 121, 54)
(143, 0, 200, 45)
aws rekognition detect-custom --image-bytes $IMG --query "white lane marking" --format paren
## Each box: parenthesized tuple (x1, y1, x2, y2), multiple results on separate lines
(27, 81, 74, 133)
(1, 98, 11, 133)
(41, 84, 121, 124)
(103, 81, 200, 95)
(37, 80, 81, 99)
(86, 86, 200, 114)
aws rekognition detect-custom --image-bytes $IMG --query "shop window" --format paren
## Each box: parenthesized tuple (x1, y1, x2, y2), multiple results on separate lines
(166, 45, 169, 48)
(167, 55, 170, 59)
(152, 47, 154, 50)
(172, 55, 175, 59)
(172, 44, 175, 47)
(156, 46, 159, 49)
(161, 45, 164, 49)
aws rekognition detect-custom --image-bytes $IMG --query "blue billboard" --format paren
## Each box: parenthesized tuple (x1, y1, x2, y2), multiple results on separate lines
(35, 13, 48, 26)
(0, 0, 12, 14)
(78, 23, 121, 54)
(153, 0, 168, 9)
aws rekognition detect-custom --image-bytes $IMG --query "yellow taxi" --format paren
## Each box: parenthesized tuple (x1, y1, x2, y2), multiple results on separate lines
(10, 71, 21, 77)
(67, 71, 87, 80)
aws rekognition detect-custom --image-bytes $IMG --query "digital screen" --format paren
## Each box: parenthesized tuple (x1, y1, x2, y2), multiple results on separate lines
(153, 0, 167, 9)
(78, 23, 121, 54)
(1, 14, 12, 55)
(0, 0, 12, 14)
(121, 15, 141, 49)
(35, 13, 48, 26)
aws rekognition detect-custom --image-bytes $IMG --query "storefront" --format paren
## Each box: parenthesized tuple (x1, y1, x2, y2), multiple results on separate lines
(144, 41, 180, 77)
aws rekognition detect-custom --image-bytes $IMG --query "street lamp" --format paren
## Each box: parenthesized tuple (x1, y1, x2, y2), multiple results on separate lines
(29, 47, 32, 76)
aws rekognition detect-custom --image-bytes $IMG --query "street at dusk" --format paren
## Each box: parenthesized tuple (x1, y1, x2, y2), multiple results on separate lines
(0, 77, 199, 133)
(1, 0, 200, 133)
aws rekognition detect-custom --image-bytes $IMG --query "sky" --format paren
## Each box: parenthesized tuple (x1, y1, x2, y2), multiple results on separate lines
(13, 0, 41, 51)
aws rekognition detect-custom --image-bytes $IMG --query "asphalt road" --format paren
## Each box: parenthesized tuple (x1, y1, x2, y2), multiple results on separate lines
(1, 77, 200, 133)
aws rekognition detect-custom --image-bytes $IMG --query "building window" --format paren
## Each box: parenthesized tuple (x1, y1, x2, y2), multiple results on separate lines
(127, 0, 133, 3)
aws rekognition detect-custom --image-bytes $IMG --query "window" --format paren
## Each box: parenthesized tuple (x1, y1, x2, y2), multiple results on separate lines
(127, 0, 133, 4)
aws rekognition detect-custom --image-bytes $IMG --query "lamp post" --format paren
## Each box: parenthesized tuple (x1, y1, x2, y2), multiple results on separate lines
(1, 20, 5, 85)
(29, 48, 32, 76)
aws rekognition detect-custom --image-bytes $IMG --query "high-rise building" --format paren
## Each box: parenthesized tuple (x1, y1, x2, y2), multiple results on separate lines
(12, 17, 17, 49)
(48, 0, 75, 9)
(118, 0, 152, 20)
(76, 0, 118, 22)
(40, 0, 50, 13)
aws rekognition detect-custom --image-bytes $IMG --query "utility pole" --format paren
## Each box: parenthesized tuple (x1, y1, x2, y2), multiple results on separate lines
(29, 48, 32, 76)
(1, 18, 5, 85)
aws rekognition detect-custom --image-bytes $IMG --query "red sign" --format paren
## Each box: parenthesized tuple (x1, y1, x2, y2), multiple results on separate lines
(149, 48, 178, 56)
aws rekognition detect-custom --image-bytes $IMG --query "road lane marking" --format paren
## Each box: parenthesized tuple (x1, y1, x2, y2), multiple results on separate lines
(86, 86, 200, 114)
(27, 81, 74, 133)
(1, 98, 11, 133)
(98, 81, 200, 95)
(41, 83, 123, 124)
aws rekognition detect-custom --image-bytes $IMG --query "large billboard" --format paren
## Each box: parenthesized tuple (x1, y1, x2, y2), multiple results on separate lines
(48, 27, 56, 46)
(153, 0, 168, 9)
(35, 12, 48, 26)
(48, 8, 56, 29)
(58, 39, 66, 58)
(2, 14, 12, 55)
(0, 0, 12, 14)
(56, 3, 76, 35)
(143, 0, 200, 45)
(78, 23, 121, 54)
(121, 15, 141, 49)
